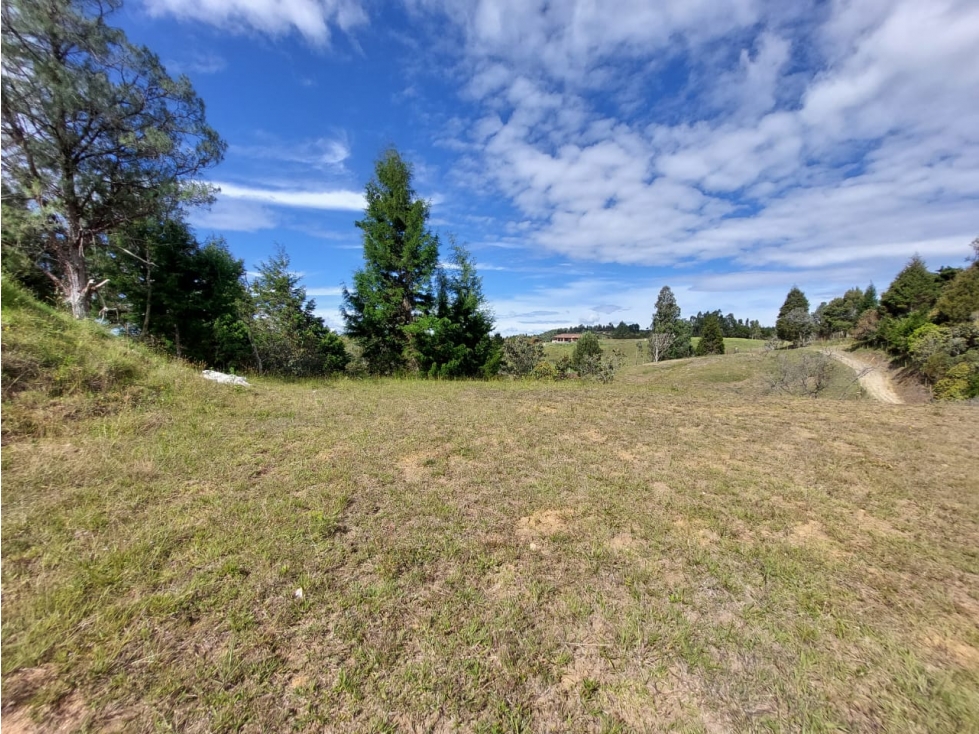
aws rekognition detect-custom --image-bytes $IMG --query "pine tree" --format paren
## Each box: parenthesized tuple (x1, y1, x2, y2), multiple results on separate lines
(695, 314, 725, 355)
(649, 285, 692, 360)
(343, 149, 439, 374)
(880, 256, 940, 316)
(776, 287, 813, 345)
(1, 0, 224, 317)
(861, 283, 879, 312)
(251, 247, 348, 377)
(406, 243, 499, 378)
(94, 218, 249, 364)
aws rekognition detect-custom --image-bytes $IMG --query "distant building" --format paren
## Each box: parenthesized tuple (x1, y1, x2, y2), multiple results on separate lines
(551, 333, 581, 343)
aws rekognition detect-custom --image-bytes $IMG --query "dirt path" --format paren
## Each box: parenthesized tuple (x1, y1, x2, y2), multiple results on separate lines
(824, 349, 904, 404)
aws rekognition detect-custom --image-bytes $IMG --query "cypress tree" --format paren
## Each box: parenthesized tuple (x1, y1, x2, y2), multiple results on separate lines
(776, 287, 812, 344)
(251, 247, 348, 377)
(880, 256, 940, 316)
(342, 149, 440, 374)
(405, 244, 498, 378)
(695, 314, 725, 355)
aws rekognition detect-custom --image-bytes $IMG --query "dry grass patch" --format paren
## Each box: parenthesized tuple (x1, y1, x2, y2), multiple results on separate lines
(2, 369, 978, 732)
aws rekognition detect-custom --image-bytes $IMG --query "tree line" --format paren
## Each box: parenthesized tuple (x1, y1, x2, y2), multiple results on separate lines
(541, 311, 773, 342)
(7, 0, 975, 394)
(1, 0, 500, 380)
(767, 246, 979, 399)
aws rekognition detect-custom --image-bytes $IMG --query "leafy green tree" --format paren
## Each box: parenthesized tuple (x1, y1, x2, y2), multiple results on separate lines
(1, 0, 225, 317)
(695, 314, 725, 355)
(611, 321, 633, 339)
(251, 247, 348, 377)
(776, 287, 812, 345)
(405, 244, 499, 378)
(880, 256, 940, 317)
(816, 287, 865, 338)
(343, 149, 440, 374)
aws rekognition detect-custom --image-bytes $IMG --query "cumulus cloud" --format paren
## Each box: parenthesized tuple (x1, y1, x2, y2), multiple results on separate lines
(412, 0, 760, 83)
(143, 0, 368, 45)
(213, 182, 365, 210)
(413, 0, 979, 300)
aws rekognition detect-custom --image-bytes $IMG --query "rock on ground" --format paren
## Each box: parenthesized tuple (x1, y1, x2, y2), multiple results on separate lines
(201, 370, 250, 386)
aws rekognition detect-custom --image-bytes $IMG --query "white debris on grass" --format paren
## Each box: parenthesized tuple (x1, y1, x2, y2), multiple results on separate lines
(201, 370, 250, 386)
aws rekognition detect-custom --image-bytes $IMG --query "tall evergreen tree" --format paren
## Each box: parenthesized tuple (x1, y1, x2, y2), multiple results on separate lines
(251, 247, 348, 377)
(652, 286, 680, 331)
(94, 217, 249, 365)
(880, 256, 940, 316)
(649, 285, 692, 360)
(406, 244, 499, 378)
(1, 0, 225, 317)
(861, 283, 879, 312)
(776, 286, 813, 345)
(695, 315, 725, 355)
(343, 149, 439, 374)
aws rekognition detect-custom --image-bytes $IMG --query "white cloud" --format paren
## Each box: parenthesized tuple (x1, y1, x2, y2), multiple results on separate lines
(188, 197, 277, 231)
(165, 51, 227, 75)
(231, 135, 352, 169)
(412, 0, 761, 84)
(307, 287, 344, 296)
(143, 0, 368, 45)
(415, 0, 979, 298)
(214, 182, 365, 210)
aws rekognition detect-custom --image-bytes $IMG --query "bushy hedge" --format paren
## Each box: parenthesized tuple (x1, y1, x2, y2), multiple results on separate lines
(858, 251, 979, 400)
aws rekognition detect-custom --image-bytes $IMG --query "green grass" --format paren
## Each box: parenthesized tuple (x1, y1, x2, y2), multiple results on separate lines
(3, 287, 978, 732)
(543, 337, 768, 364)
(614, 348, 864, 400)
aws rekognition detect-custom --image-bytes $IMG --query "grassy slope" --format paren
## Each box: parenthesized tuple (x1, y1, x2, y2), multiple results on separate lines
(3, 290, 978, 733)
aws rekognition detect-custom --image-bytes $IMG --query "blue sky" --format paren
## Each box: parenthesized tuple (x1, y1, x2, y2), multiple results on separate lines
(116, 0, 978, 334)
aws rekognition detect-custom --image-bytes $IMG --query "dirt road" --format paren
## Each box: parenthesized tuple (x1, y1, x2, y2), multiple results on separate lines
(824, 349, 903, 404)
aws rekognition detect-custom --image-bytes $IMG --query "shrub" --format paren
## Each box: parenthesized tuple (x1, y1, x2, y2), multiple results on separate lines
(531, 361, 558, 381)
(500, 336, 543, 377)
(766, 352, 835, 398)
(934, 362, 977, 400)
(571, 332, 602, 368)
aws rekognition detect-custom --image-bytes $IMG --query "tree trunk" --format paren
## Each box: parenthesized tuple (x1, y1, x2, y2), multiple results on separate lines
(142, 253, 152, 336)
(63, 236, 90, 319)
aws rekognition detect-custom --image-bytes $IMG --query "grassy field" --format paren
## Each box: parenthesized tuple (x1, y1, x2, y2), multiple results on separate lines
(543, 338, 769, 364)
(3, 292, 979, 732)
